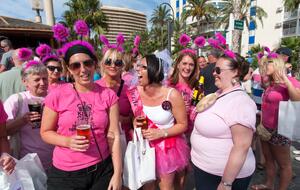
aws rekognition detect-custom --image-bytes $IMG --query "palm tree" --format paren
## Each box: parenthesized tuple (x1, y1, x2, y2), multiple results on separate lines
(63, 0, 107, 45)
(172, 17, 193, 55)
(183, 0, 218, 36)
(150, 5, 172, 49)
(284, 0, 300, 12)
(217, 0, 267, 52)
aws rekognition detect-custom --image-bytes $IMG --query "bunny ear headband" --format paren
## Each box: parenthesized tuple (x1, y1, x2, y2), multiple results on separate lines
(207, 32, 236, 59)
(131, 35, 141, 57)
(257, 46, 278, 60)
(99, 33, 125, 54)
(178, 34, 206, 55)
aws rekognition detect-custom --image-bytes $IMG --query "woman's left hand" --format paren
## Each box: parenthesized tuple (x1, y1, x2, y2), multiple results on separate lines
(142, 128, 163, 141)
(217, 183, 231, 190)
(107, 173, 122, 190)
(274, 68, 288, 84)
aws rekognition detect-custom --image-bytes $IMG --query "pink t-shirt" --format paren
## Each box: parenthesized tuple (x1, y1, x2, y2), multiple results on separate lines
(262, 77, 300, 129)
(47, 81, 65, 93)
(191, 87, 257, 178)
(0, 100, 7, 124)
(44, 83, 118, 171)
(4, 91, 54, 169)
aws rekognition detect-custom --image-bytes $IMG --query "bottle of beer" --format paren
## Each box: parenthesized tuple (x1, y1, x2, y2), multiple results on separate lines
(191, 76, 205, 106)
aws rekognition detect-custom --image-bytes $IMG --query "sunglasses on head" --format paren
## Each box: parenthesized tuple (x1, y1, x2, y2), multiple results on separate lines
(47, 65, 62, 72)
(68, 59, 94, 70)
(213, 66, 233, 75)
(104, 58, 123, 67)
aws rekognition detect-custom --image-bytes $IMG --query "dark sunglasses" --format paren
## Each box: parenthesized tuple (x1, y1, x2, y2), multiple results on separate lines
(47, 65, 62, 72)
(104, 58, 123, 67)
(68, 59, 94, 70)
(213, 67, 233, 74)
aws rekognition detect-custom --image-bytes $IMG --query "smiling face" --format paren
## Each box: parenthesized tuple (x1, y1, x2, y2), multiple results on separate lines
(177, 55, 195, 81)
(68, 53, 95, 86)
(197, 57, 207, 69)
(136, 58, 149, 86)
(213, 58, 238, 90)
(102, 50, 123, 78)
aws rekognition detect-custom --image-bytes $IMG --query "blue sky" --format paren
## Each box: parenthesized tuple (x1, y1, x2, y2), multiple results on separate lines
(0, 0, 169, 26)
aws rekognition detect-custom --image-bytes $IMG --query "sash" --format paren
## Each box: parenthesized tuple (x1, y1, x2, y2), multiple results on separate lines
(126, 87, 177, 150)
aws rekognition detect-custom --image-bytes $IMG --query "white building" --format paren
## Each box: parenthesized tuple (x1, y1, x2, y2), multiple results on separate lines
(170, 0, 299, 56)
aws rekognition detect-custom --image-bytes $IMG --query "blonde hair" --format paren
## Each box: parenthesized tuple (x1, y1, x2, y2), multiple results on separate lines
(100, 49, 123, 75)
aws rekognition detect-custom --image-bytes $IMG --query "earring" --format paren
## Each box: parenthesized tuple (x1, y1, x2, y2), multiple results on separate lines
(231, 78, 239, 86)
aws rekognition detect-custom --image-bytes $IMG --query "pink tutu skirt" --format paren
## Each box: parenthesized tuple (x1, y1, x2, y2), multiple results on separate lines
(150, 136, 190, 176)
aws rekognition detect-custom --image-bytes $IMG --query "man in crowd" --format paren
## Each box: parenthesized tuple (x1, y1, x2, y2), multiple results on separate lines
(0, 49, 26, 101)
(0, 39, 14, 73)
(200, 49, 221, 95)
(276, 47, 293, 76)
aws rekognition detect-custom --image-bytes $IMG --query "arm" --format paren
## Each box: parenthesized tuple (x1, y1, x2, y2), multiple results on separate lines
(40, 106, 89, 151)
(107, 103, 122, 190)
(142, 89, 188, 140)
(283, 76, 300, 101)
(0, 123, 10, 153)
(218, 124, 253, 189)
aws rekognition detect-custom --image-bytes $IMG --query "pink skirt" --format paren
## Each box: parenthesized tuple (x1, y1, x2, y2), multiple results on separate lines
(150, 136, 190, 176)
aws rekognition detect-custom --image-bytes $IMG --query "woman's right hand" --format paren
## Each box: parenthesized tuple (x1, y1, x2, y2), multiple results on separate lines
(23, 112, 41, 123)
(67, 135, 89, 152)
(0, 153, 15, 175)
(133, 117, 144, 128)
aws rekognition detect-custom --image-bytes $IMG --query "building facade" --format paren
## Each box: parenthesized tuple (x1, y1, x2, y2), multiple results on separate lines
(101, 6, 146, 43)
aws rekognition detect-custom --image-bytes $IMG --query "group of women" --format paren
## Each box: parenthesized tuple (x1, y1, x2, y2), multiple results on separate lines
(0, 37, 299, 190)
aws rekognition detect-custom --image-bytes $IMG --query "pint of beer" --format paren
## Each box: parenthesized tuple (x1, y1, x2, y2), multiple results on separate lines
(76, 124, 91, 140)
(136, 116, 148, 129)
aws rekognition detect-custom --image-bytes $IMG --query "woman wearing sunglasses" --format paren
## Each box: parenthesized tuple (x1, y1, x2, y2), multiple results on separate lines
(42, 55, 65, 92)
(251, 57, 300, 190)
(96, 49, 133, 142)
(131, 54, 189, 190)
(40, 41, 122, 190)
(191, 53, 257, 190)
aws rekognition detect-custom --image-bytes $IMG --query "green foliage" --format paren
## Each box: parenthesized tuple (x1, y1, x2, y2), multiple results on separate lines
(281, 36, 300, 73)
(248, 44, 263, 69)
(63, 0, 108, 49)
(284, 0, 300, 12)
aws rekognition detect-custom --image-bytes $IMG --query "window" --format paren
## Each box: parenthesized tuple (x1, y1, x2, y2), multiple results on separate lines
(250, 7, 256, 16)
(176, 0, 179, 8)
(183, 0, 186, 5)
(283, 19, 297, 35)
(176, 11, 180, 19)
(249, 21, 256, 30)
(249, 36, 255, 44)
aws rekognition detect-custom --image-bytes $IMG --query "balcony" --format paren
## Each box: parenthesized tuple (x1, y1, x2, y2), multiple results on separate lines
(283, 27, 297, 36)
(284, 9, 299, 20)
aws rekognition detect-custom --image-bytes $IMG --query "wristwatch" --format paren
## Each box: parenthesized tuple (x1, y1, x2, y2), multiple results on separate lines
(162, 129, 168, 138)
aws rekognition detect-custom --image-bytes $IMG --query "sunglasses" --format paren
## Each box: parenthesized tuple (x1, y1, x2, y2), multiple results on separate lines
(104, 58, 123, 67)
(213, 67, 233, 74)
(68, 59, 94, 70)
(47, 65, 62, 72)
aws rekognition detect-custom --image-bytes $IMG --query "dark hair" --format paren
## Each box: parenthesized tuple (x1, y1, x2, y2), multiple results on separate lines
(208, 49, 221, 58)
(64, 45, 97, 65)
(220, 53, 249, 81)
(170, 52, 198, 88)
(145, 54, 164, 84)
(198, 55, 206, 59)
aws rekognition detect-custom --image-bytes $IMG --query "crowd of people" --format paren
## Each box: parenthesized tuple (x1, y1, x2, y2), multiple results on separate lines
(0, 23, 300, 190)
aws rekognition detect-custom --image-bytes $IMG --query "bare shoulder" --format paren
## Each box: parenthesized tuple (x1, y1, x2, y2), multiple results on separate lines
(163, 86, 182, 102)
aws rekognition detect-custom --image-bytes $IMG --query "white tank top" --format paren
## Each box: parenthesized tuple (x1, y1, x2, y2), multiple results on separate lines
(143, 88, 175, 129)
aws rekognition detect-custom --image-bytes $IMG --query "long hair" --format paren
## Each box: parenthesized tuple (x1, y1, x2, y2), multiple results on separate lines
(169, 52, 198, 88)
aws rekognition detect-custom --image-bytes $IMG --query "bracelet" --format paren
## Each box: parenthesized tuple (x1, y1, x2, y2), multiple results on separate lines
(222, 180, 232, 187)
(162, 129, 168, 138)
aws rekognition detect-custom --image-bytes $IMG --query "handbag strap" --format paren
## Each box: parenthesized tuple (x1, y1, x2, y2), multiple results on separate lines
(117, 79, 124, 97)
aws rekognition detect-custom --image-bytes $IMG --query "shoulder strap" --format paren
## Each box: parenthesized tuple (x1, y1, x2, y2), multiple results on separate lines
(16, 93, 23, 118)
(117, 79, 124, 97)
(166, 88, 174, 101)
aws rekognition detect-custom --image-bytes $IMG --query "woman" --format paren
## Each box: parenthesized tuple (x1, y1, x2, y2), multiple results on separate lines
(40, 41, 122, 190)
(251, 57, 300, 190)
(191, 53, 257, 190)
(122, 52, 138, 87)
(168, 51, 198, 136)
(129, 54, 189, 190)
(4, 61, 53, 169)
(42, 55, 65, 92)
(96, 49, 133, 142)
(0, 100, 15, 174)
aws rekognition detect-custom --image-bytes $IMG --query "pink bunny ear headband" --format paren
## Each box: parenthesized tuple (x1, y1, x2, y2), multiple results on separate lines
(18, 48, 33, 61)
(99, 33, 125, 54)
(178, 34, 206, 55)
(132, 35, 141, 57)
(207, 32, 236, 59)
(257, 46, 278, 60)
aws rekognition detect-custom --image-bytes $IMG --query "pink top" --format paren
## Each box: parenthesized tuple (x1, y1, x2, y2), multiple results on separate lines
(4, 91, 54, 169)
(262, 77, 300, 129)
(191, 87, 257, 178)
(0, 100, 7, 124)
(44, 83, 118, 171)
(47, 81, 65, 93)
(122, 69, 138, 88)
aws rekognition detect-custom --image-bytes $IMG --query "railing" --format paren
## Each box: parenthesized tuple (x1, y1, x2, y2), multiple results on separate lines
(283, 27, 297, 36)
(284, 9, 299, 20)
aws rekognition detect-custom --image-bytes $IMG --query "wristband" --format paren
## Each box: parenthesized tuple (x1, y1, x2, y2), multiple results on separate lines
(222, 180, 232, 187)
(162, 129, 168, 138)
